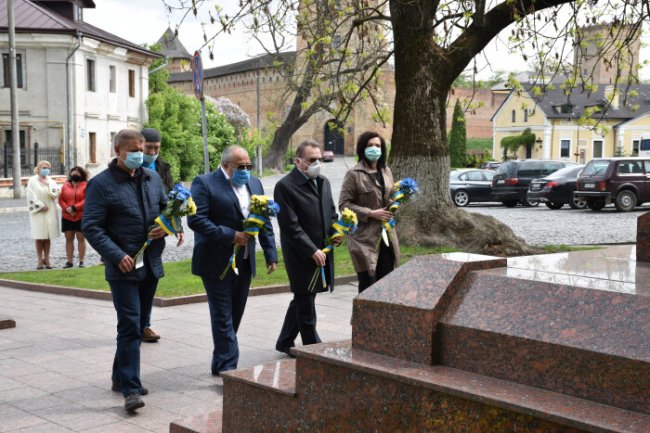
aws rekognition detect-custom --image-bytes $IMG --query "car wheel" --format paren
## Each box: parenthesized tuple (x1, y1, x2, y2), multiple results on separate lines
(615, 190, 637, 212)
(521, 193, 540, 207)
(502, 200, 518, 208)
(569, 194, 587, 210)
(586, 198, 606, 211)
(453, 190, 470, 207)
(545, 202, 564, 210)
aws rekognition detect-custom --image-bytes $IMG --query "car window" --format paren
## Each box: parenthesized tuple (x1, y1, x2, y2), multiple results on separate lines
(645, 161, 650, 173)
(517, 161, 541, 177)
(458, 173, 468, 181)
(542, 162, 564, 175)
(495, 162, 517, 177)
(466, 171, 483, 181)
(617, 161, 644, 175)
(582, 160, 610, 176)
(483, 171, 495, 181)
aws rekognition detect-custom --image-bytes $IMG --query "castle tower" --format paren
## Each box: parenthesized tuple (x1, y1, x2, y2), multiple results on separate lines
(573, 23, 641, 85)
(156, 28, 192, 73)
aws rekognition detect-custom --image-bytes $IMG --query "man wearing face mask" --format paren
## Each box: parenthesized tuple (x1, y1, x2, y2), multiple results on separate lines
(273, 139, 339, 357)
(83, 129, 172, 413)
(188, 145, 278, 376)
(139, 128, 175, 343)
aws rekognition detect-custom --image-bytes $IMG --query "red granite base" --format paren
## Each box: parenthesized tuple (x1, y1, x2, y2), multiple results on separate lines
(637, 212, 650, 261)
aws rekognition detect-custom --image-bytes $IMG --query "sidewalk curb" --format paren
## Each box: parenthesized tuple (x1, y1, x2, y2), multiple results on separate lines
(0, 207, 28, 214)
(0, 275, 358, 307)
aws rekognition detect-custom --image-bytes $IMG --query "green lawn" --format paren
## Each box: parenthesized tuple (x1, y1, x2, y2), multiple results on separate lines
(0, 244, 455, 298)
(467, 137, 493, 152)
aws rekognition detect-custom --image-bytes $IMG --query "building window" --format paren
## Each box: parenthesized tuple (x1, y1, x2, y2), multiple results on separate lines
(89, 132, 97, 163)
(560, 139, 571, 158)
(632, 140, 640, 156)
(109, 66, 116, 93)
(2, 53, 23, 88)
(128, 69, 135, 97)
(511, 110, 516, 123)
(593, 140, 603, 158)
(86, 59, 95, 92)
(110, 131, 117, 156)
(523, 109, 528, 122)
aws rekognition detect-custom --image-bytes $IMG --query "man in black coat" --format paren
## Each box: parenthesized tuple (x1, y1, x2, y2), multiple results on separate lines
(274, 139, 339, 356)
(139, 128, 179, 343)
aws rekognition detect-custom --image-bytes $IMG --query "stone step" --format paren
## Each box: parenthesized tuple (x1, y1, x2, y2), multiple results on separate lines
(169, 359, 297, 433)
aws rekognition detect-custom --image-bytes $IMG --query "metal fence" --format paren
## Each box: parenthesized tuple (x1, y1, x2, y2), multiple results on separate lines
(2, 143, 65, 178)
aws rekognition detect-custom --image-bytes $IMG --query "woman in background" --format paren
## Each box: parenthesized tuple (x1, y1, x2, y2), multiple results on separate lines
(339, 131, 400, 292)
(26, 160, 60, 269)
(59, 166, 88, 268)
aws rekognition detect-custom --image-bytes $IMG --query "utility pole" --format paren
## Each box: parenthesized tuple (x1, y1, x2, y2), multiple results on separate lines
(256, 70, 262, 176)
(7, 0, 22, 198)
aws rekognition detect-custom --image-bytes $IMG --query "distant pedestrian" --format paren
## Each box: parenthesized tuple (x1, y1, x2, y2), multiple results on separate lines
(83, 129, 181, 413)
(339, 132, 399, 293)
(59, 166, 88, 268)
(274, 139, 339, 356)
(26, 160, 60, 270)
(139, 127, 174, 343)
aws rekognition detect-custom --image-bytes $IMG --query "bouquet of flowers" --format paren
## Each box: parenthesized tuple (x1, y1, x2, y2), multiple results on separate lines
(308, 208, 358, 292)
(381, 178, 419, 247)
(220, 195, 280, 279)
(134, 183, 197, 269)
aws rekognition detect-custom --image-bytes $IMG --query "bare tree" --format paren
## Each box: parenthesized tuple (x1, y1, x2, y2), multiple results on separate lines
(166, 0, 648, 255)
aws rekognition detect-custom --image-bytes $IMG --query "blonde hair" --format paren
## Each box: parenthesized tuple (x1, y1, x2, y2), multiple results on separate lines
(33, 160, 52, 175)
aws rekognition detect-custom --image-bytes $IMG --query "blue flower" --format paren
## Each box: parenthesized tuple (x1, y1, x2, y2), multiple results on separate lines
(400, 178, 419, 195)
(171, 183, 191, 201)
(268, 200, 280, 216)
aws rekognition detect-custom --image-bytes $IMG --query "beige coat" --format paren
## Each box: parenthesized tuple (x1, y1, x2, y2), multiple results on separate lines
(26, 176, 60, 240)
(339, 162, 400, 275)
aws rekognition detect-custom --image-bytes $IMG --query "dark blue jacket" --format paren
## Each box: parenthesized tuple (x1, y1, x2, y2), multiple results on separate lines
(188, 169, 277, 279)
(82, 160, 167, 281)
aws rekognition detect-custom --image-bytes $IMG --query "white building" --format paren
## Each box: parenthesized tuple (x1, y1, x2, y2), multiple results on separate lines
(0, 0, 160, 189)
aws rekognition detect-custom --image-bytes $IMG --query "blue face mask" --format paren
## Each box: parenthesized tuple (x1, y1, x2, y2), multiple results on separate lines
(142, 153, 158, 165)
(39, 168, 51, 177)
(364, 146, 382, 162)
(231, 169, 250, 187)
(122, 151, 143, 170)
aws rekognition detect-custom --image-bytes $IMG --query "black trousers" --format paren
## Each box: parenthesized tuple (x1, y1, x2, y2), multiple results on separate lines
(357, 240, 395, 293)
(276, 292, 320, 350)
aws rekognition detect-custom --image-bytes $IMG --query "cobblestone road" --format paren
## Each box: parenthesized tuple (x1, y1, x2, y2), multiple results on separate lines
(0, 158, 643, 273)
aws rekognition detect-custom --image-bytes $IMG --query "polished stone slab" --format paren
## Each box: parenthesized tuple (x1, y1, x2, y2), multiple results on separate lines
(352, 253, 505, 364)
(638, 212, 650, 262)
(0, 315, 16, 329)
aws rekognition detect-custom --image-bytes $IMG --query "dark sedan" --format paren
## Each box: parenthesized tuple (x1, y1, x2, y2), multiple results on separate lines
(450, 169, 496, 207)
(527, 164, 586, 210)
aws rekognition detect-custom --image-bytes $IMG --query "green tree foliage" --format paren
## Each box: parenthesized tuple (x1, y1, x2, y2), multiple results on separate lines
(449, 100, 466, 167)
(500, 128, 535, 160)
(145, 70, 235, 182)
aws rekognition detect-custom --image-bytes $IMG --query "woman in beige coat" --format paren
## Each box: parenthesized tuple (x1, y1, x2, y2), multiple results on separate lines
(339, 132, 400, 292)
(26, 160, 60, 269)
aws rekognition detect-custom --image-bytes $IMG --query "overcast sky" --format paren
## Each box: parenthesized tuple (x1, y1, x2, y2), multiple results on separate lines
(84, 0, 649, 81)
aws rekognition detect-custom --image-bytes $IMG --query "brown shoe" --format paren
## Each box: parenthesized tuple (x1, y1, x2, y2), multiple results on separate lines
(142, 327, 160, 342)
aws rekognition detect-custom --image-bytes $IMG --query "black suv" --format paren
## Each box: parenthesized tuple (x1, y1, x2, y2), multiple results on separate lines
(492, 159, 577, 207)
(575, 157, 650, 211)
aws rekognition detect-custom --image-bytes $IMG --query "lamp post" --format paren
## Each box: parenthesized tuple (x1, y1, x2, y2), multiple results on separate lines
(256, 70, 262, 176)
(7, 0, 21, 198)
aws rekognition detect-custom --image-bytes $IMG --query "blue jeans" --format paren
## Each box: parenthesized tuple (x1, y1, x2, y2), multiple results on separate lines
(202, 262, 251, 374)
(109, 270, 158, 396)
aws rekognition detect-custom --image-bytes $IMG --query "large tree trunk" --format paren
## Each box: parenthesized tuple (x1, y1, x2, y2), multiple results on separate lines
(388, 0, 539, 256)
(266, 119, 302, 170)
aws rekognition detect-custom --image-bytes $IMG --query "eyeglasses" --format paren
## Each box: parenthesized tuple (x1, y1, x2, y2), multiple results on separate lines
(303, 158, 322, 164)
(230, 163, 254, 170)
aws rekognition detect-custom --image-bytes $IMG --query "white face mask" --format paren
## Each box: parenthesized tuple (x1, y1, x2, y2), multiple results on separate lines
(306, 160, 321, 178)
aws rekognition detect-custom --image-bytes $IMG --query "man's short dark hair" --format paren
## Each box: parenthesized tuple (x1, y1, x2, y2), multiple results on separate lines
(141, 128, 161, 143)
(114, 129, 144, 149)
(295, 139, 322, 158)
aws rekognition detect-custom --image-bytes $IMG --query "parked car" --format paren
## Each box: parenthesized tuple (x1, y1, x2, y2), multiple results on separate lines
(527, 165, 586, 210)
(575, 157, 650, 211)
(449, 168, 496, 207)
(492, 159, 578, 207)
(480, 161, 502, 170)
(322, 150, 335, 162)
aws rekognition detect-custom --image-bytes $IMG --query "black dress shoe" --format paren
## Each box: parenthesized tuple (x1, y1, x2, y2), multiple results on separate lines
(112, 381, 148, 395)
(211, 370, 220, 376)
(275, 345, 296, 358)
(63, 262, 73, 269)
(124, 393, 145, 412)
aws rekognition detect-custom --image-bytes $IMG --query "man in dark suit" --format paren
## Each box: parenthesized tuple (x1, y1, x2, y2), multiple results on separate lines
(188, 146, 277, 375)
(274, 139, 339, 356)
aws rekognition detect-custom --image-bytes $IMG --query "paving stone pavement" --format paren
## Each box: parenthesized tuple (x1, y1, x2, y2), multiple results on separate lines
(0, 282, 356, 432)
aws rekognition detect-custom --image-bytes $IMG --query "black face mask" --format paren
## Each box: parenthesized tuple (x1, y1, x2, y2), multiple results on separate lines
(70, 175, 82, 182)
